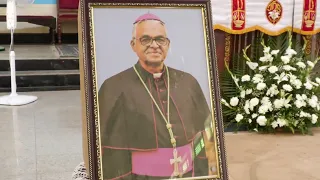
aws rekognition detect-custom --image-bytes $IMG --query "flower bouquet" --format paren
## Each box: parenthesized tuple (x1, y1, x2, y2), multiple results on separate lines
(221, 33, 320, 134)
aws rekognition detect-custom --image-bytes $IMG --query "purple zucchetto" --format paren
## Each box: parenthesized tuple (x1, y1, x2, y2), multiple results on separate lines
(133, 12, 164, 24)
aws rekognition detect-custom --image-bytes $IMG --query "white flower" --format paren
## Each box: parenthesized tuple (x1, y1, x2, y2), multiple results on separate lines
(249, 98, 260, 111)
(246, 89, 253, 95)
(308, 95, 318, 108)
(259, 54, 273, 62)
(282, 65, 296, 71)
(241, 75, 251, 82)
(294, 99, 306, 108)
(281, 56, 291, 64)
(282, 84, 293, 92)
(240, 90, 246, 98)
(285, 48, 297, 57)
(257, 116, 267, 126)
(271, 50, 279, 55)
(304, 80, 313, 90)
(300, 111, 311, 118)
(252, 74, 264, 83)
(246, 62, 259, 70)
(235, 114, 244, 122)
(257, 83, 267, 90)
(277, 118, 287, 127)
(248, 119, 252, 123)
(268, 66, 278, 74)
(307, 61, 315, 68)
(230, 97, 239, 106)
(244, 100, 250, 114)
(221, 99, 231, 108)
(274, 72, 288, 84)
(271, 121, 278, 128)
(292, 80, 302, 89)
(274, 98, 291, 109)
(266, 84, 279, 97)
(260, 97, 273, 113)
(312, 114, 318, 124)
(251, 113, 258, 119)
(296, 62, 306, 68)
(263, 47, 270, 53)
(258, 105, 269, 114)
(259, 66, 269, 71)
(315, 78, 320, 84)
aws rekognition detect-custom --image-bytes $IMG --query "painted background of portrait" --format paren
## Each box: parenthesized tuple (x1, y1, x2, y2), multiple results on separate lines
(92, 7, 212, 106)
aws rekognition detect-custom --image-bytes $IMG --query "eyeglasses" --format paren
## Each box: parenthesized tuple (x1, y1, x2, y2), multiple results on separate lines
(137, 36, 170, 46)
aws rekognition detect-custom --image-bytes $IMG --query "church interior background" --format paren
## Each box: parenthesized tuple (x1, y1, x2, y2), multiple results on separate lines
(0, 0, 320, 179)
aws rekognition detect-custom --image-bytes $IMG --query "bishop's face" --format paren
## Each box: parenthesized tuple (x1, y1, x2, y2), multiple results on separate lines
(131, 20, 170, 68)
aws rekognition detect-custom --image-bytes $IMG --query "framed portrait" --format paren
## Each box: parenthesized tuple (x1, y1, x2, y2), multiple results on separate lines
(78, 0, 229, 179)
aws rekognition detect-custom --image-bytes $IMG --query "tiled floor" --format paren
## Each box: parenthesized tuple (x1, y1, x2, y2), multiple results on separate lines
(1, 90, 320, 180)
(0, 90, 83, 180)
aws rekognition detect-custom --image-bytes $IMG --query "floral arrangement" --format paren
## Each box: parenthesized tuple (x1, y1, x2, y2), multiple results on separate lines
(221, 34, 320, 134)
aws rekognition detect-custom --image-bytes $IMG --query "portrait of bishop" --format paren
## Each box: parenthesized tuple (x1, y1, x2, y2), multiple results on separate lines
(98, 12, 217, 180)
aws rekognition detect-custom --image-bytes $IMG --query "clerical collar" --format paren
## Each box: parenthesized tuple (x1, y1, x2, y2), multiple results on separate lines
(134, 62, 166, 81)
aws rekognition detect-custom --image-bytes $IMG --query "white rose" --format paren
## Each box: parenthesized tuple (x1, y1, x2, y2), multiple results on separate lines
(240, 90, 246, 98)
(315, 78, 320, 84)
(296, 62, 306, 68)
(252, 74, 264, 83)
(246, 62, 259, 70)
(251, 113, 258, 118)
(241, 75, 251, 82)
(248, 119, 252, 123)
(257, 116, 267, 126)
(281, 56, 290, 64)
(246, 89, 253, 95)
(258, 105, 269, 114)
(282, 84, 293, 92)
(257, 83, 267, 90)
(249, 98, 260, 111)
(230, 97, 239, 106)
(312, 114, 318, 124)
(235, 114, 244, 122)
(268, 66, 278, 74)
(307, 61, 315, 68)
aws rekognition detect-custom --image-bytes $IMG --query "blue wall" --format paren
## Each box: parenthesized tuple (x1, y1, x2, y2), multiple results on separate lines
(34, 0, 56, 4)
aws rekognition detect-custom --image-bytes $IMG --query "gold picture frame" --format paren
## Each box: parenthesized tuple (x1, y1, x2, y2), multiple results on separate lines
(78, 0, 229, 179)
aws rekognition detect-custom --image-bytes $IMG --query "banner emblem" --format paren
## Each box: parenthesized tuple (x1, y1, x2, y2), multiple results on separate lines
(301, 0, 317, 31)
(232, 0, 246, 30)
(266, 0, 283, 25)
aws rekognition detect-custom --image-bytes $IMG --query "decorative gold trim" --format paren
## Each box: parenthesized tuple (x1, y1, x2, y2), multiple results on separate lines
(224, 33, 231, 67)
(82, 2, 227, 180)
(213, 24, 320, 36)
(304, 35, 313, 55)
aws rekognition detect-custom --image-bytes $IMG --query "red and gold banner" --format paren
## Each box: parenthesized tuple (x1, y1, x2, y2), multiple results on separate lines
(301, 0, 317, 32)
(231, 0, 246, 30)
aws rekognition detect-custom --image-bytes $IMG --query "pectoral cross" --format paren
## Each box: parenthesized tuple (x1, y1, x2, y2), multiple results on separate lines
(170, 148, 182, 177)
